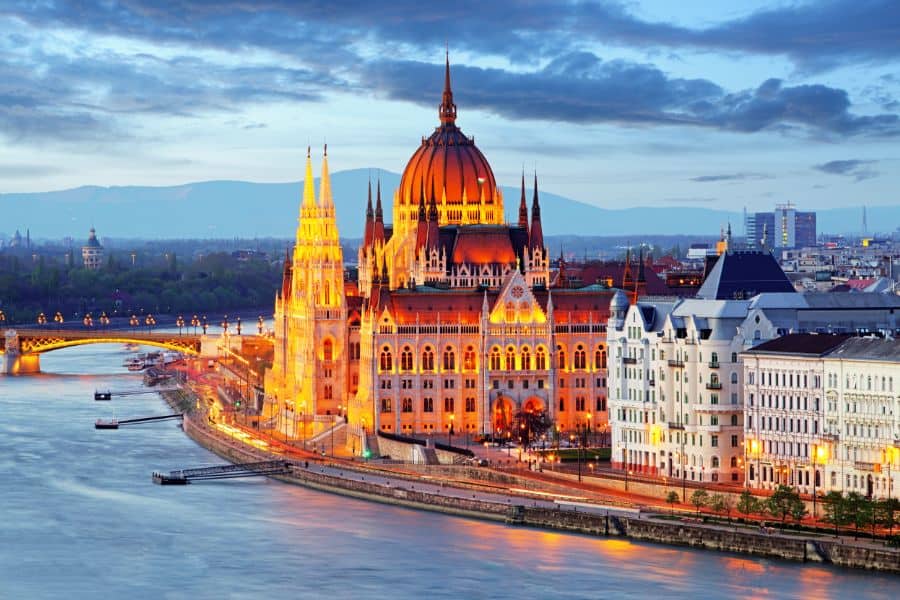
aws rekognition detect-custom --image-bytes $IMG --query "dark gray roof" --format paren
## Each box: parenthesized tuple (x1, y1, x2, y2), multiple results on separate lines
(828, 337, 900, 361)
(803, 293, 900, 310)
(697, 251, 794, 300)
(743, 333, 851, 356)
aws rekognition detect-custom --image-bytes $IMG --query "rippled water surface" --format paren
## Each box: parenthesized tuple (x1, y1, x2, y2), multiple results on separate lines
(1, 344, 898, 599)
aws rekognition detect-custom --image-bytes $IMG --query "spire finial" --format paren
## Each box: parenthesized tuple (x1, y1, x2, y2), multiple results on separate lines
(439, 48, 457, 125)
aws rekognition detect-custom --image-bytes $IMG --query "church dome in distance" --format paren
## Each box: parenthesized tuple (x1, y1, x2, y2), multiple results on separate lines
(396, 53, 502, 228)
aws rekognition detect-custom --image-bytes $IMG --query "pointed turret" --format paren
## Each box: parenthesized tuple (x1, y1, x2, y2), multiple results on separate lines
(373, 179, 385, 243)
(416, 195, 428, 251)
(529, 173, 544, 250)
(426, 183, 440, 252)
(518, 171, 529, 229)
(363, 179, 374, 248)
(302, 146, 316, 210)
(281, 246, 293, 298)
(439, 49, 457, 125)
(557, 248, 568, 288)
(318, 144, 333, 212)
(622, 247, 634, 288)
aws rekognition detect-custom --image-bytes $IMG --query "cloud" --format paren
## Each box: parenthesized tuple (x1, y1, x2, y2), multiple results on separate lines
(689, 173, 772, 183)
(364, 56, 900, 137)
(0, 164, 63, 177)
(660, 197, 717, 203)
(813, 159, 880, 181)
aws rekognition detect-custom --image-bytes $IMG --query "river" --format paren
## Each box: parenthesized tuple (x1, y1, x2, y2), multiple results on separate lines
(1, 344, 897, 599)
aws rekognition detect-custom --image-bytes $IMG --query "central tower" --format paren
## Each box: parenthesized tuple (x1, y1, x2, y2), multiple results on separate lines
(393, 52, 503, 231)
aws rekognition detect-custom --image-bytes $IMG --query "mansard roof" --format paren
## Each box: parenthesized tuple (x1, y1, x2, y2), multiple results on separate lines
(564, 261, 679, 295)
(697, 251, 794, 300)
(744, 333, 852, 356)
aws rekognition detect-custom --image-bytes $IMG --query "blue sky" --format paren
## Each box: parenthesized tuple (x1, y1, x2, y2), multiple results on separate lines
(0, 0, 898, 213)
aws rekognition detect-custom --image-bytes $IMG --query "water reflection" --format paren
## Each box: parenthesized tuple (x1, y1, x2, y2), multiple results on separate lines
(1, 344, 897, 599)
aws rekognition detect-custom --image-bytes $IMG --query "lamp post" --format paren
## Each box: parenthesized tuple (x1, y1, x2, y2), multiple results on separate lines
(201, 315, 208, 334)
(236, 316, 242, 336)
(221, 315, 229, 335)
(0, 310, 6, 327)
(54, 311, 63, 330)
(176, 314, 185, 335)
(449, 414, 455, 447)
(37, 312, 46, 327)
(191, 314, 199, 334)
(83, 313, 93, 329)
(257, 315, 264, 335)
(99, 312, 109, 331)
(145, 314, 155, 332)
(129, 314, 138, 332)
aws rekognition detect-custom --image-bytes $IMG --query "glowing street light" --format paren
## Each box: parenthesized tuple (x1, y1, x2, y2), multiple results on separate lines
(191, 314, 200, 334)
(257, 315, 264, 335)
(176, 314, 185, 335)
(145, 314, 156, 332)
(99, 312, 110, 330)
(37, 312, 46, 326)
(54, 311, 64, 330)
(129, 314, 139, 332)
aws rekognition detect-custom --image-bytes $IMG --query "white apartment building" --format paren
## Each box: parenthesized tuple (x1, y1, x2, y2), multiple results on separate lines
(744, 335, 900, 499)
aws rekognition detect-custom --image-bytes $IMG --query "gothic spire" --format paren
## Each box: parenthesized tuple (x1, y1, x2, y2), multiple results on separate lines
(529, 173, 544, 250)
(318, 145, 333, 211)
(439, 49, 457, 125)
(302, 146, 316, 210)
(518, 170, 529, 229)
(373, 178, 385, 243)
(363, 178, 374, 248)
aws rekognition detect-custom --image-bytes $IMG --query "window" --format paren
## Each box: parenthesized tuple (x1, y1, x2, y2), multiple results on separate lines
(711, 352, 718, 365)
(536, 347, 547, 370)
(731, 435, 738, 447)
(521, 347, 531, 370)
(402, 398, 413, 413)
(557, 345, 566, 370)
(596, 397, 606, 411)
(443, 379, 455, 389)
(730, 372, 738, 384)
(490, 347, 501, 370)
(443, 397, 454, 412)
(731, 352, 737, 363)
(505, 347, 516, 370)
(401, 346, 413, 371)
(574, 345, 586, 369)
(575, 397, 585, 411)
(381, 398, 392, 413)
(323, 385, 332, 400)
(712, 456, 720, 468)
(423, 397, 434, 412)
(730, 414, 738, 426)
(465, 397, 476, 412)
(323, 339, 333, 362)
(442, 346, 455, 371)
(380, 346, 393, 371)
(711, 435, 719, 447)
(463, 346, 476, 371)
(595, 348, 607, 369)
(422, 347, 434, 371)
(559, 398, 565, 411)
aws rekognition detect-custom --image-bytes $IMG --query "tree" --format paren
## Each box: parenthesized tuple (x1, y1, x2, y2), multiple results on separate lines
(690, 489, 709, 516)
(875, 498, 900, 536)
(845, 492, 873, 539)
(767, 485, 802, 527)
(822, 491, 850, 535)
(709, 494, 727, 516)
(666, 491, 679, 514)
(737, 490, 758, 518)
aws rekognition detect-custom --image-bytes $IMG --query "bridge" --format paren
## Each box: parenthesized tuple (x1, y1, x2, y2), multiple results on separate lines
(1, 327, 207, 374)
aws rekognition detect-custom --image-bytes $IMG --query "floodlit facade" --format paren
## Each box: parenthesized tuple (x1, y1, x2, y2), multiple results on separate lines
(82, 227, 103, 270)
(743, 335, 900, 499)
(266, 57, 620, 451)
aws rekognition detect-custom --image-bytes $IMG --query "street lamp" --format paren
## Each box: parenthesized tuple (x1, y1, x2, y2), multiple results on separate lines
(83, 313, 93, 329)
(236, 316, 242, 336)
(176, 314, 185, 335)
(54, 311, 63, 330)
(191, 314, 199, 334)
(201, 315, 208, 334)
(129, 314, 139, 332)
(145, 314, 156, 332)
(37, 312, 46, 326)
(221, 315, 229, 335)
(99, 312, 110, 330)
(0, 310, 5, 327)
(257, 315, 264, 335)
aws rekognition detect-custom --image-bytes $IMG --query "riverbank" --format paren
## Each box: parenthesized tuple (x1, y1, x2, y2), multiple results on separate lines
(161, 389, 900, 574)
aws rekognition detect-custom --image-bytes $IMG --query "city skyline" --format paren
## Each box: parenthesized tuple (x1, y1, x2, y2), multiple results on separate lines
(1, 1, 898, 213)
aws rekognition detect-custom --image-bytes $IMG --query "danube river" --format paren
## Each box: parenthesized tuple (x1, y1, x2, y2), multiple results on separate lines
(2, 344, 897, 599)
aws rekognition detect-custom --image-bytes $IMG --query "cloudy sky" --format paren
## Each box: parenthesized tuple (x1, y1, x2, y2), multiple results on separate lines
(1, 0, 898, 212)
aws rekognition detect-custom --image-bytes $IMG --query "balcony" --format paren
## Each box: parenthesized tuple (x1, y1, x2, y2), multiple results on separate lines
(855, 461, 877, 472)
(622, 357, 638, 365)
(648, 379, 655, 387)
(667, 359, 685, 368)
(706, 382, 722, 390)
(708, 361, 720, 369)
(821, 432, 840, 442)
(667, 421, 685, 430)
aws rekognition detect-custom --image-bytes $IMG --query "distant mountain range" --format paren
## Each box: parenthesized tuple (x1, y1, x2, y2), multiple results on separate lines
(1, 169, 896, 240)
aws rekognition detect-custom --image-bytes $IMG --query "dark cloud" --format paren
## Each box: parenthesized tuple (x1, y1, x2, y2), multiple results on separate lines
(364, 56, 900, 137)
(689, 173, 772, 183)
(813, 159, 880, 181)
(2, 0, 898, 69)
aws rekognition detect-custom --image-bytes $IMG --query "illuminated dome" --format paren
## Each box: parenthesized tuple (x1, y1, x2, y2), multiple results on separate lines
(395, 54, 503, 229)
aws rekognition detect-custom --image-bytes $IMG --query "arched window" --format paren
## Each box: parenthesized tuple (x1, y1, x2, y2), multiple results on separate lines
(505, 301, 515, 322)
(521, 346, 531, 370)
(490, 347, 501, 370)
(442, 346, 455, 371)
(595, 347, 607, 369)
(380, 346, 393, 372)
(422, 346, 434, 371)
(710, 373, 719, 386)
(518, 301, 530, 322)
(557, 345, 566, 370)
(401, 346, 414, 371)
(505, 346, 516, 371)
(712, 456, 720, 468)
(323, 339, 333, 362)
(731, 372, 738, 384)
(536, 347, 547, 370)
(463, 346, 476, 371)
(730, 456, 737, 468)
(574, 345, 586, 369)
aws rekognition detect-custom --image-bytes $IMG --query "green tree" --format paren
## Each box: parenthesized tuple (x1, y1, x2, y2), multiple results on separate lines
(767, 485, 802, 527)
(690, 489, 709, 516)
(875, 498, 899, 536)
(845, 492, 873, 538)
(709, 493, 727, 516)
(822, 491, 850, 535)
(666, 491, 679, 514)
(737, 490, 758, 517)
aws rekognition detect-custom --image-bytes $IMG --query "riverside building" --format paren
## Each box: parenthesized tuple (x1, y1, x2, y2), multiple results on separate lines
(266, 56, 625, 451)
(743, 334, 900, 499)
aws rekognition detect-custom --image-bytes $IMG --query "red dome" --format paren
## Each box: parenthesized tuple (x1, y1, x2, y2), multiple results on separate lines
(396, 55, 501, 225)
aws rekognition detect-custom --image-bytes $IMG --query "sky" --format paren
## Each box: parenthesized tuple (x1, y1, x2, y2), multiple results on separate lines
(0, 0, 898, 213)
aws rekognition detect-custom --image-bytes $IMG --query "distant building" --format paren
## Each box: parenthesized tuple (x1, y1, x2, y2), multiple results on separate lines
(746, 204, 816, 250)
(82, 227, 104, 270)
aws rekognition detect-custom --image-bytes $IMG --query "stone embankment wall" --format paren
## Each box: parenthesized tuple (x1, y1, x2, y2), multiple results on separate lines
(173, 403, 900, 574)
(375, 436, 465, 465)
